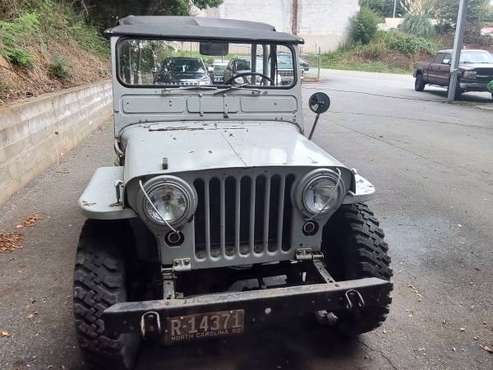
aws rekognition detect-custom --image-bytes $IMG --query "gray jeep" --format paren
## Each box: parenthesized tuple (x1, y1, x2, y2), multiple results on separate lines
(74, 16, 392, 370)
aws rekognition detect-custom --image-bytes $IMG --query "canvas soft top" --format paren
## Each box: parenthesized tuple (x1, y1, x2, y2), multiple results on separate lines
(105, 16, 304, 44)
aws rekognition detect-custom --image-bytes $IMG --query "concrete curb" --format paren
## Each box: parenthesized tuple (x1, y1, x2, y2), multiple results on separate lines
(0, 80, 112, 206)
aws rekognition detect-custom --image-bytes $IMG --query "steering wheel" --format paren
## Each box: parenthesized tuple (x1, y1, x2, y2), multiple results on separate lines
(225, 72, 273, 85)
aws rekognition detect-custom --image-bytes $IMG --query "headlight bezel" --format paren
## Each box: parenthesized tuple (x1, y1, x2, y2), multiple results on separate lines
(139, 175, 197, 228)
(295, 168, 346, 218)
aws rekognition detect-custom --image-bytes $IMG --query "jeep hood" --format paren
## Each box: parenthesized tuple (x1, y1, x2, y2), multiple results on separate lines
(120, 121, 346, 183)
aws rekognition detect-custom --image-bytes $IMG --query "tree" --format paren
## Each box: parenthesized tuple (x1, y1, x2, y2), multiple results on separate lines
(400, 0, 435, 37)
(383, 0, 406, 17)
(433, 0, 490, 30)
(351, 6, 379, 44)
(432, 0, 490, 42)
(80, 0, 223, 29)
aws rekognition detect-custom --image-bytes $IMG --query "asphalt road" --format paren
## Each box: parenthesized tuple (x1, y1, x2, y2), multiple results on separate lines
(1, 69, 492, 370)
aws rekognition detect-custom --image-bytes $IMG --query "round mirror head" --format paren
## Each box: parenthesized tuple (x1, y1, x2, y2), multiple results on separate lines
(309, 92, 331, 114)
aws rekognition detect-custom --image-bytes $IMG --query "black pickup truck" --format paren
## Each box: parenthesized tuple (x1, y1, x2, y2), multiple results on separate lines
(414, 49, 493, 99)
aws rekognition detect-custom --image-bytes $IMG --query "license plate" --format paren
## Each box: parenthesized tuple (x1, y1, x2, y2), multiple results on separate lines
(163, 309, 245, 344)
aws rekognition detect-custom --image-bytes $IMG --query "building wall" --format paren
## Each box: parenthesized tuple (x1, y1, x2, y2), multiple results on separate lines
(298, 0, 359, 53)
(197, 0, 359, 53)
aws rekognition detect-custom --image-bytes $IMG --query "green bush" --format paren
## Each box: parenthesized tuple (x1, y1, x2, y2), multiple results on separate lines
(48, 56, 71, 79)
(400, 14, 435, 37)
(379, 31, 436, 55)
(0, 12, 39, 67)
(351, 7, 379, 45)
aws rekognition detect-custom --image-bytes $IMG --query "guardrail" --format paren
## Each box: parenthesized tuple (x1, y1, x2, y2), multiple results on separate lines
(0, 80, 112, 206)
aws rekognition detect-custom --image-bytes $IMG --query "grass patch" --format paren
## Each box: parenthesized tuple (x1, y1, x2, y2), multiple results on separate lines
(0, 1, 108, 69)
(48, 55, 71, 79)
(0, 1, 109, 103)
(34, 0, 108, 57)
(0, 12, 39, 67)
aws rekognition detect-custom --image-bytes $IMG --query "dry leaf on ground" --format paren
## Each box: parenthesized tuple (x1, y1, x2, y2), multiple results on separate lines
(0, 232, 24, 253)
(22, 213, 44, 227)
(0, 330, 10, 337)
(480, 344, 493, 353)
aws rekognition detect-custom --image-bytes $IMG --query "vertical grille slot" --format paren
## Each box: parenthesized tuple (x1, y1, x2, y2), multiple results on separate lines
(239, 177, 252, 255)
(282, 174, 295, 251)
(193, 179, 206, 259)
(268, 175, 282, 253)
(193, 173, 295, 262)
(254, 175, 266, 254)
(224, 176, 236, 257)
(209, 177, 221, 258)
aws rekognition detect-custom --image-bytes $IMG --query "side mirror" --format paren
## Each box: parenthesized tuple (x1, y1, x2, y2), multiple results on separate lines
(309, 92, 331, 114)
(307, 92, 331, 140)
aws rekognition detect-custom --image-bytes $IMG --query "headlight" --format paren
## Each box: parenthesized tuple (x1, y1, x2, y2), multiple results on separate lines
(463, 70, 477, 79)
(296, 169, 346, 218)
(198, 75, 211, 85)
(140, 176, 197, 228)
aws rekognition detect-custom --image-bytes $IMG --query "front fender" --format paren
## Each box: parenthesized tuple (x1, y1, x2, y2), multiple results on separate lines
(343, 172, 376, 204)
(79, 166, 137, 220)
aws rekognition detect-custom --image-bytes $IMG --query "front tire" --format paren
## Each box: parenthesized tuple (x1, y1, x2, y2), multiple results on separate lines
(73, 220, 140, 370)
(321, 203, 392, 336)
(415, 73, 425, 91)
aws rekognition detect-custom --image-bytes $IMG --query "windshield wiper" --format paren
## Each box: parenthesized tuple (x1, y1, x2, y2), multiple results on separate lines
(213, 84, 264, 96)
(176, 86, 218, 90)
(160, 86, 219, 95)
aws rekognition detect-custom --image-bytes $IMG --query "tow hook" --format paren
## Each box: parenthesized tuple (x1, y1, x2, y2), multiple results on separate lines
(140, 311, 162, 339)
(344, 289, 365, 311)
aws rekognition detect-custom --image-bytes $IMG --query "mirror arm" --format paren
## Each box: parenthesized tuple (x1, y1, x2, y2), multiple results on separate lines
(308, 113, 321, 140)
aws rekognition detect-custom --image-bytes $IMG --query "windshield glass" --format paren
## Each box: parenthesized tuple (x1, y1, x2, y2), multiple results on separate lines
(117, 39, 296, 88)
(460, 51, 493, 64)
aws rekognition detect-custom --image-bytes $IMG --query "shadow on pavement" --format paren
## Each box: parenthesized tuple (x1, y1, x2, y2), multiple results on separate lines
(423, 88, 493, 103)
(135, 318, 362, 370)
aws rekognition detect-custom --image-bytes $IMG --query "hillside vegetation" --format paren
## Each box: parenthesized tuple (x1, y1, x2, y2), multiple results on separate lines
(0, 0, 108, 104)
(318, 0, 493, 74)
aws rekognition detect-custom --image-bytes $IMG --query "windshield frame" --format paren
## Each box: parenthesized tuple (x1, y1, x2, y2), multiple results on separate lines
(115, 36, 299, 90)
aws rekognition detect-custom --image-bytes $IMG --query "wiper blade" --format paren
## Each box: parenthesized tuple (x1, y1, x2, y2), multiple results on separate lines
(160, 86, 219, 93)
(177, 86, 218, 90)
(213, 84, 264, 96)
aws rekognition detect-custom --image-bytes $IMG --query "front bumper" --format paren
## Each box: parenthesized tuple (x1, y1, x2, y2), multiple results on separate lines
(459, 80, 492, 92)
(103, 276, 392, 340)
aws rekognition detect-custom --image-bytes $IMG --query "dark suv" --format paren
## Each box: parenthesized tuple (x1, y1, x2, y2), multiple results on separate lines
(154, 57, 211, 86)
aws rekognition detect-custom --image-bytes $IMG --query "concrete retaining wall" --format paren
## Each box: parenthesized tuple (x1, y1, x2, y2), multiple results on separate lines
(0, 80, 112, 206)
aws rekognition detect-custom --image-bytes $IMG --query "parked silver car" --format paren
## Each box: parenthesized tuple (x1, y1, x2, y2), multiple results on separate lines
(75, 16, 392, 369)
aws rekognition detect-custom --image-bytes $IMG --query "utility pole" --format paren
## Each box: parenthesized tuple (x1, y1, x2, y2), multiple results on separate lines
(393, 0, 397, 18)
(448, 0, 468, 102)
(291, 0, 299, 35)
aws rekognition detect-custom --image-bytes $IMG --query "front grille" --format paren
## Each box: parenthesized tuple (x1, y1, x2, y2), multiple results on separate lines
(193, 174, 296, 261)
(475, 68, 493, 81)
